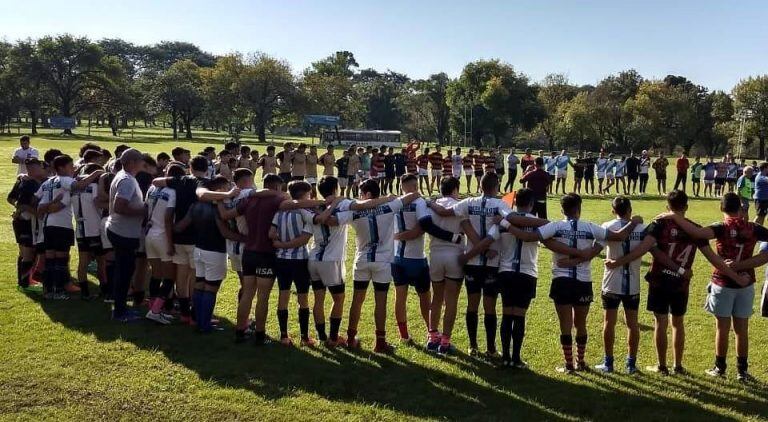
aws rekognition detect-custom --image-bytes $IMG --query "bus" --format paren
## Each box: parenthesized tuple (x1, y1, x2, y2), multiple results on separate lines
(321, 129, 402, 147)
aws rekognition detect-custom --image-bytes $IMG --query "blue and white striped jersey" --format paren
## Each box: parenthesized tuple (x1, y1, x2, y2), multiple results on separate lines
(341, 198, 404, 264)
(537, 219, 608, 282)
(145, 186, 176, 237)
(35, 176, 76, 229)
(449, 196, 512, 267)
(308, 199, 354, 262)
(271, 209, 314, 259)
(72, 182, 102, 238)
(494, 211, 539, 277)
(596, 157, 609, 174)
(394, 197, 430, 259)
(598, 218, 646, 295)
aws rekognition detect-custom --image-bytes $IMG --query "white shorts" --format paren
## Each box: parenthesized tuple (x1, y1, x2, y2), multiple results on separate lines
(194, 248, 228, 281)
(431, 169, 442, 178)
(556, 170, 567, 179)
(597, 172, 606, 179)
(172, 243, 196, 268)
(353, 261, 391, 284)
(704, 179, 714, 185)
(452, 167, 462, 178)
(418, 168, 428, 176)
(306, 177, 317, 184)
(339, 176, 349, 187)
(429, 250, 464, 281)
(309, 260, 344, 287)
(100, 217, 112, 250)
(145, 233, 171, 262)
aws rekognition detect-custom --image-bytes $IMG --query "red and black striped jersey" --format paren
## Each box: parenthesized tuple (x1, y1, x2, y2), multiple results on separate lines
(416, 154, 429, 169)
(442, 156, 453, 177)
(473, 154, 485, 169)
(429, 152, 443, 169)
(485, 155, 496, 172)
(710, 218, 768, 288)
(644, 218, 707, 290)
(406, 155, 417, 173)
(462, 154, 474, 169)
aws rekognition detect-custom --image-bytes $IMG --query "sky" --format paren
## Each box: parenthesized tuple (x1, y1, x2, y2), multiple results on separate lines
(3, 0, 767, 91)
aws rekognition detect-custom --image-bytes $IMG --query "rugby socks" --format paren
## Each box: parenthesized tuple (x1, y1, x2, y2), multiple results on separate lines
(148, 277, 161, 299)
(192, 288, 204, 325)
(375, 330, 387, 349)
(466, 311, 479, 349)
(500, 314, 513, 360)
(560, 334, 574, 368)
(484, 314, 497, 353)
(511, 315, 526, 363)
(440, 334, 452, 347)
(737, 356, 748, 373)
(715, 356, 727, 372)
(329, 317, 342, 341)
(277, 309, 289, 338)
(626, 356, 637, 370)
(104, 261, 115, 297)
(576, 335, 588, 365)
(19, 260, 33, 288)
(316, 323, 328, 341)
(428, 330, 440, 344)
(198, 291, 217, 332)
(298, 307, 310, 340)
(43, 258, 55, 293)
(397, 321, 409, 340)
(346, 328, 357, 342)
(603, 355, 615, 368)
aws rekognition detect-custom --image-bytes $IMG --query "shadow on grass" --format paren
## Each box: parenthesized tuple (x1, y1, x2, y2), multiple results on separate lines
(27, 292, 764, 421)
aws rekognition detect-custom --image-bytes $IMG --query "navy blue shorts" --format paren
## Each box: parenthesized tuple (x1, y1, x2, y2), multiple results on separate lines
(392, 257, 430, 293)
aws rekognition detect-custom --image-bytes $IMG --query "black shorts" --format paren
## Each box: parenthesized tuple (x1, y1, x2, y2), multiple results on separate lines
(291, 175, 305, 181)
(76, 236, 102, 253)
(584, 173, 594, 180)
(656, 174, 666, 181)
(242, 250, 276, 278)
(647, 284, 689, 316)
(474, 170, 484, 178)
(715, 177, 725, 186)
(347, 176, 356, 185)
(602, 292, 640, 311)
(43, 226, 75, 252)
(499, 272, 537, 309)
(756, 200, 768, 217)
(532, 200, 547, 219)
(549, 277, 593, 306)
(464, 265, 499, 297)
(279, 172, 292, 184)
(275, 258, 310, 293)
(12, 219, 33, 247)
(508, 169, 517, 180)
(627, 174, 638, 181)
(385, 171, 395, 179)
(497, 168, 505, 175)
(391, 258, 430, 293)
(727, 177, 737, 185)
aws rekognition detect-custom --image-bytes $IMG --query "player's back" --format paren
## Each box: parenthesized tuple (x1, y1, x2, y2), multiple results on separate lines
(646, 218, 702, 288)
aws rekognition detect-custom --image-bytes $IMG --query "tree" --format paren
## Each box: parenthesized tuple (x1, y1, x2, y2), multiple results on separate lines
(537, 74, 578, 150)
(733, 76, 768, 159)
(35, 35, 126, 134)
(151, 59, 204, 139)
(200, 54, 248, 135)
(300, 51, 362, 127)
(555, 92, 600, 151)
(447, 59, 542, 147)
(590, 69, 643, 150)
(355, 69, 408, 130)
(239, 53, 297, 141)
(401, 73, 451, 143)
(0, 41, 21, 132)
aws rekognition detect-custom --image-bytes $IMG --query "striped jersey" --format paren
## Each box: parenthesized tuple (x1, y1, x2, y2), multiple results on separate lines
(449, 196, 512, 267)
(36, 176, 76, 229)
(442, 156, 453, 177)
(71, 182, 101, 238)
(429, 152, 443, 169)
(494, 211, 539, 277)
(596, 158, 609, 175)
(537, 219, 608, 282)
(598, 218, 646, 295)
(428, 197, 465, 254)
(394, 197, 430, 259)
(271, 209, 314, 259)
(462, 154, 474, 169)
(145, 186, 176, 237)
(308, 199, 354, 262)
(545, 157, 557, 175)
(416, 154, 429, 169)
(605, 159, 617, 175)
(555, 155, 570, 170)
(342, 198, 404, 264)
(224, 188, 253, 256)
(615, 161, 626, 177)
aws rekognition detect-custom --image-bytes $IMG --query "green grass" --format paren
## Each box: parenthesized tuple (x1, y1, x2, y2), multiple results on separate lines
(1, 127, 767, 421)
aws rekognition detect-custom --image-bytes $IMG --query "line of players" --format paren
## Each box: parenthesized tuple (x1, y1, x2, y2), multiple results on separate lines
(8, 137, 768, 381)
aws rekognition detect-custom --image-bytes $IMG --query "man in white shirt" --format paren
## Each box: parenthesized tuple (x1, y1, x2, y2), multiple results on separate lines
(555, 150, 571, 195)
(596, 151, 609, 195)
(594, 197, 646, 374)
(36, 154, 104, 300)
(71, 163, 105, 300)
(338, 179, 420, 353)
(504, 193, 640, 373)
(12, 135, 39, 175)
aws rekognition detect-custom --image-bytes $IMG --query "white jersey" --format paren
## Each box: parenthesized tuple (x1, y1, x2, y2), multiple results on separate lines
(615, 161, 626, 177)
(450, 196, 512, 267)
(495, 211, 539, 277)
(225, 188, 253, 255)
(308, 199, 354, 262)
(545, 157, 557, 175)
(13, 147, 39, 174)
(429, 197, 464, 254)
(394, 197, 429, 259)
(272, 209, 314, 260)
(596, 158, 609, 176)
(556, 155, 570, 171)
(598, 219, 646, 295)
(605, 159, 617, 175)
(341, 198, 404, 264)
(145, 186, 176, 237)
(451, 155, 463, 174)
(36, 175, 76, 230)
(71, 182, 101, 238)
(537, 219, 608, 282)
(639, 157, 650, 174)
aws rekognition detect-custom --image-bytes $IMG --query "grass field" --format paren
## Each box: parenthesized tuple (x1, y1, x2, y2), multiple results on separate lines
(1, 126, 767, 421)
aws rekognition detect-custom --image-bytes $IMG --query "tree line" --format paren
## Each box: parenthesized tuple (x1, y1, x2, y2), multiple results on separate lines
(1, 35, 768, 157)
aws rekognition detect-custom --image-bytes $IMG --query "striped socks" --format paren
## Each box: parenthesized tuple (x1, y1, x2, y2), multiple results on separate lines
(560, 334, 574, 368)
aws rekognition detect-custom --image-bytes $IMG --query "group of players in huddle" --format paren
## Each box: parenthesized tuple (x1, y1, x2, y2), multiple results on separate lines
(7, 135, 768, 382)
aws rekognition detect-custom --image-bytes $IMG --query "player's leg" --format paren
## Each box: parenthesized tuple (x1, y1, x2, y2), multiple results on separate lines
(555, 304, 575, 372)
(415, 263, 432, 335)
(439, 277, 461, 354)
(573, 304, 590, 370)
(733, 317, 750, 379)
(373, 278, 392, 353)
(392, 263, 411, 342)
(235, 252, 258, 341)
(464, 266, 482, 354)
(710, 316, 730, 375)
(465, 174, 472, 194)
(275, 259, 294, 345)
(347, 263, 370, 349)
(671, 314, 685, 371)
(482, 273, 499, 356)
(427, 278, 444, 351)
(596, 294, 618, 372)
(311, 279, 327, 342)
(295, 263, 313, 345)
(76, 246, 92, 299)
(625, 299, 640, 373)
(651, 313, 669, 372)
(253, 275, 276, 343)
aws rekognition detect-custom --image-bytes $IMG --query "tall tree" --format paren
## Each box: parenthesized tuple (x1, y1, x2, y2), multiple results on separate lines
(240, 53, 297, 141)
(733, 76, 768, 159)
(151, 59, 204, 139)
(355, 69, 408, 130)
(591, 69, 643, 150)
(300, 51, 361, 127)
(537, 73, 579, 150)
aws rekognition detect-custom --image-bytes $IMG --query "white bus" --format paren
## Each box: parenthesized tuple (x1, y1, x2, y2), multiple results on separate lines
(321, 129, 402, 147)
